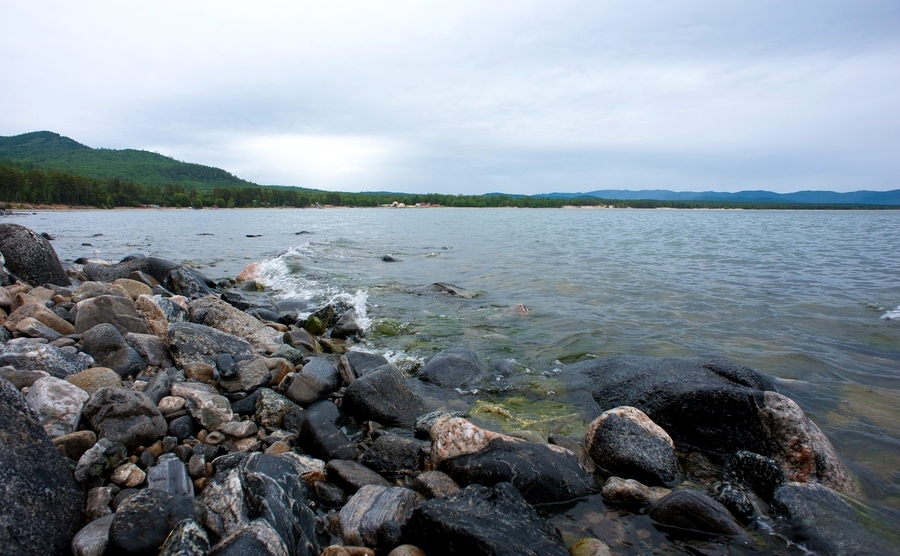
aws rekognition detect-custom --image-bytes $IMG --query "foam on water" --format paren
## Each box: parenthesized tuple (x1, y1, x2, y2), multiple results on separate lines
(883, 306, 900, 320)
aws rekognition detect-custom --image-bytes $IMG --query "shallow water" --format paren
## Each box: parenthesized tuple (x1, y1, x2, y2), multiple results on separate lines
(7, 207, 900, 547)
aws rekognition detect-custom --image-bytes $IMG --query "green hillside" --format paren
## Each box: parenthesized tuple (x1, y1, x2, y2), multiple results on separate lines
(0, 131, 257, 191)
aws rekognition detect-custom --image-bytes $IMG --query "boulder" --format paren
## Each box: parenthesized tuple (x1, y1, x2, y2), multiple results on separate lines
(75, 295, 150, 335)
(82, 387, 167, 450)
(417, 348, 484, 389)
(0, 365, 48, 389)
(108, 489, 208, 556)
(125, 332, 175, 368)
(255, 388, 296, 427)
(342, 365, 427, 426)
(166, 322, 253, 367)
(344, 351, 389, 377)
(600, 476, 670, 506)
(81, 323, 146, 378)
(431, 417, 595, 504)
(340, 485, 420, 547)
(65, 367, 123, 394)
(148, 456, 194, 496)
(70, 513, 115, 556)
(52, 429, 98, 461)
(0, 376, 84, 555)
(359, 434, 425, 477)
(112, 278, 153, 300)
(135, 294, 188, 337)
(158, 518, 210, 556)
(293, 410, 357, 462)
(285, 357, 341, 406)
(330, 309, 363, 339)
(83, 257, 216, 298)
(219, 355, 271, 393)
(408, 471, 460, 500)
(402, 482, 568, 556)
(14, 316, 62, 341)
(72, 281, 130, 303)
(171, 381, 234, 431)
(25, 375, 90, 438)
(0, 341, 92, 378)
(647, 489, 747, 539)
(585, 406, 678, 487)
(190, 295, 282, 353)
(571, 356, 854, 493)
(0, 223, 71, 286)
(3, 300, 75, 335)
(327, 460, 391, 494)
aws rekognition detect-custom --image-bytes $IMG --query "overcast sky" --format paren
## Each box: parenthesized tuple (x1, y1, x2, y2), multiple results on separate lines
(2, 1, 898, 195)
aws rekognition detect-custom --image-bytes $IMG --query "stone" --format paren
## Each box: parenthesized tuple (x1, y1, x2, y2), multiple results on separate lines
(295, 410, 357, 461)
(71, 513, 115, 556)
(283, 328, 319, 355)
(82, 387, 167, 450)
(209, 519, 288, 556)
(285, 357, 340, 405)
(330, 309, 363, 339)
(220, 355, 271, 393)
(185, 361, 216, 382)
(108, 489, 208, 556)
(142, 368, 172, 404)
(600, 476, 670, 506)
(15, 316, 62, 341)
(172, 381, 234, 431)
(125, 332, 175, 368)
(148, 457, 194, 496)
(772, 482, 895, 555)
(0, 341, 92, 378)
(0, 376, 84, 555)
(0, 223, 71, 286)
(4, 299, 76, 335)
(359, 433, 425, 476)
(166, 322, 253, 367)
(85, 486, 114, 522)
(52, 429, 98, 460)
(135, 294, 188, 337)
(190, 295, 282, 353)
(724, 450, 783, 502)
(408, 471, 460, 499)
(647, 489, 747, 538)
(74, 438, 128, 482)
(316, 481, 348, 507)
(327, 459, 391, 494)
(548, 433, 596, 474)
(113, 278, 153, 300)
(72, 281, 129, 303)
(0, 365, 48, 389)
(343, 365, 427, 426)
(710, 482, 757, 524)
(65, 367, 123, 394)
(218, 419, 259, 439)
(159, 395, 187, 416)
(111, 462, 147, 488)
(25, 375, 90, 438)
(83, 257, 215, 298)
(340, 485, 420, 547)
(569, 538, 613, 556)
(159, 518, 210, 556)
(0, 287, 11, 311)
(571, 355, 854, 493)
(255, 388, 296, 426)
(75, 294, 150, 335)
(414, 410, 467, 439)
(417, 348, 485, 389)
(81, 323, 146, 378)
(402, 482, 568, 556)
(585, 406, 678, 487)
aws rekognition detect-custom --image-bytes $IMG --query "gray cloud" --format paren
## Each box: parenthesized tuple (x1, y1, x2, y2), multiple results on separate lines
(2, 0, 898, 194)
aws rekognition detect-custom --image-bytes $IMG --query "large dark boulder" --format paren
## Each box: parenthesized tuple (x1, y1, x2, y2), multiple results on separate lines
(342, 364, 427, 426)
(108, 489, 207, 556)
(403, 482, 569, 556)
(83, 256, 216, 298)
(417, 348, 485, 389)
(0, 223, 71, 286)
(0, 376, 84, 554)
(82, 387, 167, 450)
(571, 356, 854, 493)
(81, 323, 146, 378)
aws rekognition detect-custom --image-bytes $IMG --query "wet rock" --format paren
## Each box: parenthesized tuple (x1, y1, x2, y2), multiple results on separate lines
(149, 456, 195, 496)
(331, 309, 363, 339)
(108, 489, 208, 556)
(81, 323, 146, 377)
(403, 482, 568, 556)
(0, 223, 71, 286)
(71, 513, 115, 556)
(4, 298, 75, 335)
(414, 410, 466, 439)
(296, 410, 357, 461)
(710, 482, 757, 524)
(75, 294, 150, 335)
(601, 476, 670, 506)
(343, 365, 427, 426)
(210, 519, 288, 556)
(569, 538, 613, 556)
(417, 348, 485, 389)
(340, 485, 420, 547)
(283, 328, 319, 355)
(0, 376, 85, 555)
(647, 489, 747, 539)
(411, 282, 478, 299)
(52, 429, 98, 460)
(408, 471, 460, 499)
(344, 351, 389, 377)
(724, 450, 783, 502)
(219, 355, 271, 393)
(65, 367, 123, 394)
(83, 257, 215, 298)
(572, 356, 854, 493)
(82, 387, 167, 450)
(172, 381, 235, 430)
(190, 295, 282, 353)
(0, 341, 92, 377)
(125, 332, 175, 368)
(135, 294, 189, 337)
(159, 518, 210, 556)
(285, 357, 340, 405)
(359, 433, 424, 476)
(166, 322, 253, 367)
(25, 375, 89, 438)
(585, 406, 678, 487)
(548, 432, 596, 474)
(74, 438, 128, 482)
(316, 481, 348, 507)
(327, 459, 391, 493)
(772, 482, 895, 555)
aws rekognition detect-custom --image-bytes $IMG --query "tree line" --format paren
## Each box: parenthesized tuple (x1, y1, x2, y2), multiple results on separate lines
(0, 163, 892, 211)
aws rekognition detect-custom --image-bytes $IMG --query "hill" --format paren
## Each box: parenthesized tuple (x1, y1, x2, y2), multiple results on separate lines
(537, 188, 900, 206)
(0, 131, 258, 191)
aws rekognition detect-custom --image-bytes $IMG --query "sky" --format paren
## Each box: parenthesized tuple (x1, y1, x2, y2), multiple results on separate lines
(2, 1, 899, 195)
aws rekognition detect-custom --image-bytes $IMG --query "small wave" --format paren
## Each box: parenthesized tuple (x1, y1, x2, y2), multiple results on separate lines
(882, 306, 900, 321)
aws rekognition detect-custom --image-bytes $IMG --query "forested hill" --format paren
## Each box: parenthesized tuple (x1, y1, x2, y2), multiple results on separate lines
(538, 188, 900, 206)
(0, 131, 257, 191)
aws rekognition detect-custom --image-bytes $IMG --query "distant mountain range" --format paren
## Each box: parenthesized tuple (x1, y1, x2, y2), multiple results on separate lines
(535, 188, 900, 206)
(0, 131, 257, 191)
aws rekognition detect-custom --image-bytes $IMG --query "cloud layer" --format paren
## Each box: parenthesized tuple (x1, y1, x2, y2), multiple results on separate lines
(2, 0, 898, 194)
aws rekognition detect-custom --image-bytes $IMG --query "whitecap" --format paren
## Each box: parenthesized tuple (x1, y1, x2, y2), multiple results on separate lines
(882, 306, 900, 320)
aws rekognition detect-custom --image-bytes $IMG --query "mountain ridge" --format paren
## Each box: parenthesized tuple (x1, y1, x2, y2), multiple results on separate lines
(535, 188, 900, 205)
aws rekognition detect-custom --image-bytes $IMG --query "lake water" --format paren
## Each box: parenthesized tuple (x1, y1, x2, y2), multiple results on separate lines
(7, 207, 900, 545)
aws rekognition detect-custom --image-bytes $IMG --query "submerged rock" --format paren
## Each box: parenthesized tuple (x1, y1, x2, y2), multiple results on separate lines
(417, 348, 485, 389)
(343, 365, 427, 426)
(647, 489, 747, 539)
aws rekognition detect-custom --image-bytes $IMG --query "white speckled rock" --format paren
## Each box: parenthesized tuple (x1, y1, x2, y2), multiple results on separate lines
(25, 376, 89, 439)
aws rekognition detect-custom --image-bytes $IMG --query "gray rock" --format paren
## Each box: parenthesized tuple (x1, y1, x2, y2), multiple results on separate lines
(169, 415, 198, 442)
(330, 309, 363, 339)
(172, 382, 234, 431)
(0, 376, 84, 555)
(344, 350, 389, 377)
(724, 450, 783, 502)
(65, 367, 123, 394)
(647, 489, 747, 539)
(403, 482, 568, 556)
(82, 387, 167, 450)
(83, 257, 216, 298)
(360, 434, 425, 476)
(52, 429, 98, 461)
(600, 476, 670, 506)
(85, 486, 115, 522)
(190, 295, 282, 353)
(219, 354, 271, 393)
(0, 341, 92, 378)
(148, 457, 195, 496)
(414, 410, 467, 439)
(0, 365, 48, 389)
(125, 332, 175, 368)
(74, 437, 128, 482)
(417, 348, 485, 389)
(159, 518, 210, 556)
(71, 513, 115, 556)
(585, 406, 678, 487)
(14, 316, 62, 341)
(339, 485, 420, 547)
(408, 471, 460, 499)
(294, 410, 356, 462)
(75, 295, 150, 335)
(343, 365, 427, 426)
(108, 489, 208, 556)
(548, 433, 596, 474)
(81, 323, 146, 377)
(166, 322, 253, 367)
(255, 388, 296, 428)
(285, 357, 340, 406)
(72, 281, 129, 303)
(25, 375, 90, 438)
(327, 459, 391, 494)
(0, 223, 71, 286)
(142, 368, 172, 405)
(210, 519, 289, 556)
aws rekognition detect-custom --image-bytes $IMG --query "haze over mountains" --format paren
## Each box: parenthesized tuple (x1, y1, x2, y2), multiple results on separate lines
(2, 131, 898, 205)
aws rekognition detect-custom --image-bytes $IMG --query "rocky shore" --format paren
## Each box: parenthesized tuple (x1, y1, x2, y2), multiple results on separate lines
(0, 222, 894, 555)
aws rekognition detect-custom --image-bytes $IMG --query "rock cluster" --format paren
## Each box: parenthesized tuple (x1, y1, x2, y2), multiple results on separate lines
(0, 225, 889, 556)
